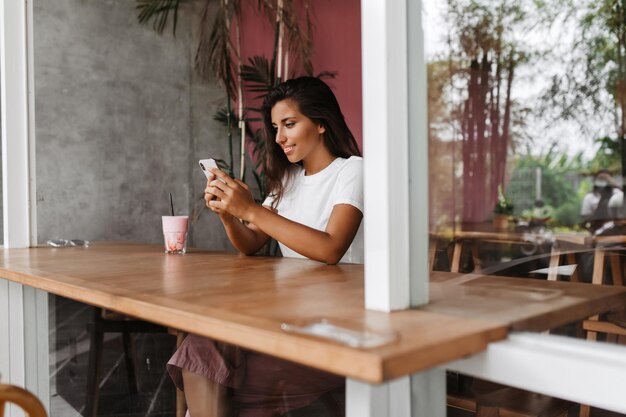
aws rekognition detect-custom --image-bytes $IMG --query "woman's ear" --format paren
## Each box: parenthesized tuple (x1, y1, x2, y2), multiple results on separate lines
(318, 124, 326, 134)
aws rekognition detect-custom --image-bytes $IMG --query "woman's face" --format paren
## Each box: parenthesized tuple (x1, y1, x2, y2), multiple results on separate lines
(271, 99, 326, 164)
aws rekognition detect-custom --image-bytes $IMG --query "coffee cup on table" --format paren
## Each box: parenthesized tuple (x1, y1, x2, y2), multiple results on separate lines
(162, 215, 189, 254)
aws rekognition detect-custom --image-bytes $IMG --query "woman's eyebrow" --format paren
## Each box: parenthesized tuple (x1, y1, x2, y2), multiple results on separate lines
(271, 116, 297, 125)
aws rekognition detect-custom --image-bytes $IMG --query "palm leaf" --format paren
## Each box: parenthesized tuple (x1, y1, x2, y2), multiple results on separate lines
(195, 0, 237, 97)
(241, 56, 274, 92)
(253, 0, 314, 78)
(282, 0, 314, 76)
(213, 107, 239, 130)
(136, 0, 185, 35)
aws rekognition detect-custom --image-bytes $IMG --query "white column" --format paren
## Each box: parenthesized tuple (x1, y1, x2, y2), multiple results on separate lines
(362, 0, 411, 313)
(357, 0, 441, 416)
(408, 0, 430, 308)
(2, 0, 34, 248)
(347, 377, 411, 417)
(0, 1, 47, 416)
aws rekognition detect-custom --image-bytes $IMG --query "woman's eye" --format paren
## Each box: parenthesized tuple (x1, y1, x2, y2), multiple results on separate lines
(285, 122, 295, 128)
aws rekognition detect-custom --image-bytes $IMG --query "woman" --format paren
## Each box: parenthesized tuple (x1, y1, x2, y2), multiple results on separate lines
(168, 76, 363, 417)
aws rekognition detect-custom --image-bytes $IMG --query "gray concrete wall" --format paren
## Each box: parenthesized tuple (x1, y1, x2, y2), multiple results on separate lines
(34, 0, 238, 250)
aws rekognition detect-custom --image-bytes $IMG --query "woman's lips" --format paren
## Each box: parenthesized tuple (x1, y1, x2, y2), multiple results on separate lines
(283, 146, 294, 155)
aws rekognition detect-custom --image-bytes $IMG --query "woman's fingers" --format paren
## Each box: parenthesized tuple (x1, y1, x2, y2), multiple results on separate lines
(208, 186, 227, 200)
(208, 199, 224, 211)
(210, 168, 236, 187)
(209, 179, 229, 194)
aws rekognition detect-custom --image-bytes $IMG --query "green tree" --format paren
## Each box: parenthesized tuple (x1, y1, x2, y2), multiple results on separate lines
(541, 0, 626, 178)
(507, 145, 584, 226)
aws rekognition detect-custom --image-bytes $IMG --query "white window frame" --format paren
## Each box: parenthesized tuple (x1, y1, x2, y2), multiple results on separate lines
(0, 1, 48, 417)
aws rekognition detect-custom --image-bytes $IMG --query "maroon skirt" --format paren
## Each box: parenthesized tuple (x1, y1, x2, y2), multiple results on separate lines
(167, 334, 344, 417)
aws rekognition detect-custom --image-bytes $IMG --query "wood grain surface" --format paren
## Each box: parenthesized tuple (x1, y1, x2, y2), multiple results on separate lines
(428, 272, 626, 331)
(1, 242, 624, 383)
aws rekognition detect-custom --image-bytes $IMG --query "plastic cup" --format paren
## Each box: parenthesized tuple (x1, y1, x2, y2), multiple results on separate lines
(162, 215, 189, 254)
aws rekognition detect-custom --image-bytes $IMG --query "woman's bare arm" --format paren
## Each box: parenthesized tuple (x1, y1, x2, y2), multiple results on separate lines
(218, 211, 271, 255)
(207, 169, 362, 264)
(246, 203, 362, 264)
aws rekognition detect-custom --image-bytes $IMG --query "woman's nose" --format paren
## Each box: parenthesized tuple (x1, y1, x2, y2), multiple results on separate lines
(275, 127, 286, 144)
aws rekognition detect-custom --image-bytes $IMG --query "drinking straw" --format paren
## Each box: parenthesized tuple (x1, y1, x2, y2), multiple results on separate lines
(169, 193, 175, 216)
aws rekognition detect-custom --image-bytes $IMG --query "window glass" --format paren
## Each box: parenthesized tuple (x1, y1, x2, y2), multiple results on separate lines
(425, 1, 626, 412)
(426, 0, 626, 275)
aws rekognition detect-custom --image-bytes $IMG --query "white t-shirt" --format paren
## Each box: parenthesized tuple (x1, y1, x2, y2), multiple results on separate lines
(262, 156, 364, 264)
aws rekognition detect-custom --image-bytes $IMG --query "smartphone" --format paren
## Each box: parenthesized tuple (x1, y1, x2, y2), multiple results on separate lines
(199, 158, 219, 179)
(199, 158, 227, 183)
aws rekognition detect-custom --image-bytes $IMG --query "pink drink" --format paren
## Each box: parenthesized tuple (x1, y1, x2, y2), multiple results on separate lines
(162, 216, 189, 254)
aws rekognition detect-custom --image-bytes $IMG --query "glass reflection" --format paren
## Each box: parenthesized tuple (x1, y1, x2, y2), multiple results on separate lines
(426, 0, 626, 272)
(425, 1, 626, 415)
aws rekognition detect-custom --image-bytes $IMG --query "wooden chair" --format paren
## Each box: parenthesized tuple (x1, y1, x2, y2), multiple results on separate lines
(84, 307, 169, 417)
(447, 378, 572, 417)
(579, 310, 626, 417)
(0, 384, 47, 417)
(578, 238, 626, 417)
(476, 387, 571, 417)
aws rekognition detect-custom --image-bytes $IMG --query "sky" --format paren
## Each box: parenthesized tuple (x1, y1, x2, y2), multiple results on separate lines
(421, 0, 613, 161)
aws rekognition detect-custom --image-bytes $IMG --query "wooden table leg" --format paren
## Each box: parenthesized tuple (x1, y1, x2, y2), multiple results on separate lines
(566, 252, 579, 282)
(587, 249, 606, 342)
(609, 252, 624, 286)
(591, 249, 605, 286)
(579, 404, 591, 417)
(470, 243, 482, 273)
(451, 241, 462, 273)
(429, 242, 437, 272)
(548, 247, 560, 282)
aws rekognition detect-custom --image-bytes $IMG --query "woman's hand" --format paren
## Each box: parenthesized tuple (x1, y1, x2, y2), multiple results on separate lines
(207, 169, 257, 221)
(204, 174, 234, 222)
(204, 174, 217, 208)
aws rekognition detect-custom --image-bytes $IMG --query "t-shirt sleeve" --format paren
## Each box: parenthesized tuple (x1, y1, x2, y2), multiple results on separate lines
(262, 193, 275, 208)
(332, 157, 364, 213)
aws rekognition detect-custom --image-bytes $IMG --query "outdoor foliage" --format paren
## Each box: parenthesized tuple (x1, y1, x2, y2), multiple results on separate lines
(428, 0, 626, 230)
(507, 146, 584, 226)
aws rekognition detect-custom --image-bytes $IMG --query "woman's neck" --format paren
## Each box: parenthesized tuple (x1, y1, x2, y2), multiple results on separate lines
(302, 147, 336, 176)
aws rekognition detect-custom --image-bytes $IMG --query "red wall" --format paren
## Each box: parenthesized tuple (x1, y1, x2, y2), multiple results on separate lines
(237, 0, 362, 148)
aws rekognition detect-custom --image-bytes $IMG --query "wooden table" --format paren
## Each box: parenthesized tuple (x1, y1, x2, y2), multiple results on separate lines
(438, 229, 592, 281)
(1, 242, 625, 384)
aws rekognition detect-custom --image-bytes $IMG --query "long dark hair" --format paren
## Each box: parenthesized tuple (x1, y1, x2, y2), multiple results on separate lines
(261, 76, 361, 208)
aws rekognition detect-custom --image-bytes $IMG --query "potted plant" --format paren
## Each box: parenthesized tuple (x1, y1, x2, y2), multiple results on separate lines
(493, 186, 514, 230)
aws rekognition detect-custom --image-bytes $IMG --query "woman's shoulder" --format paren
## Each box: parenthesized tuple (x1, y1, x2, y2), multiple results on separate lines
(336, 156, 363, 175)
(336, 155, 363, 168)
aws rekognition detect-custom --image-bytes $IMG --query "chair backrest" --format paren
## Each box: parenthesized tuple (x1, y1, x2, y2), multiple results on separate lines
(0, 384, 47, 417)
